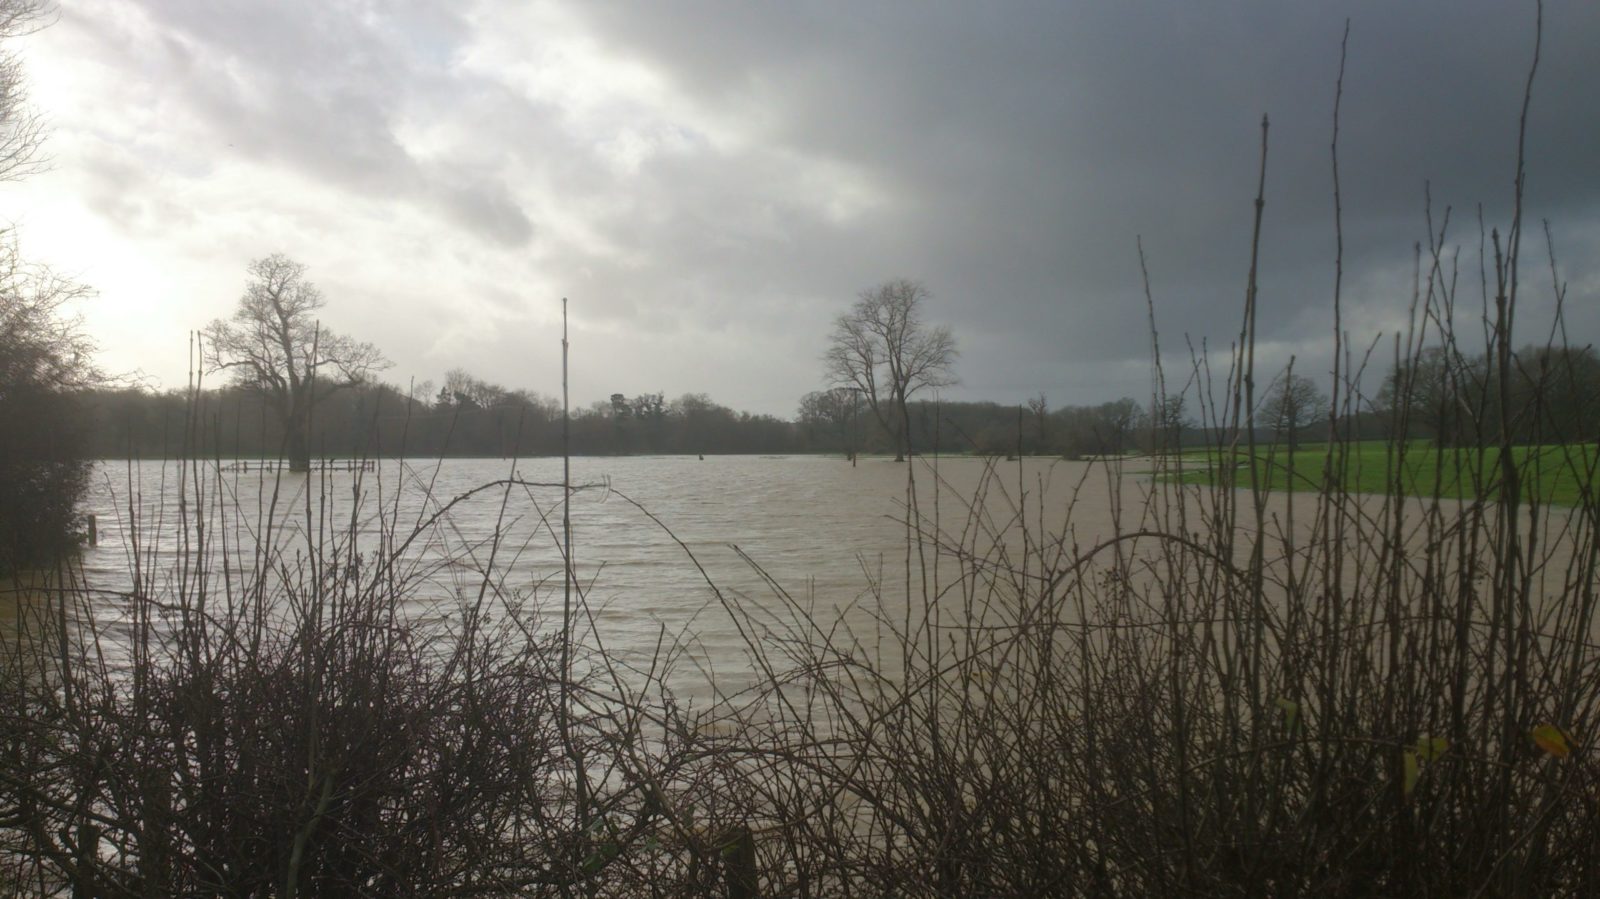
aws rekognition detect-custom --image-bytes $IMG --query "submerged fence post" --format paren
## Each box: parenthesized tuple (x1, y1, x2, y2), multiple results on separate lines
(72, 821, 98, 898)
(724, 826, 758, 899)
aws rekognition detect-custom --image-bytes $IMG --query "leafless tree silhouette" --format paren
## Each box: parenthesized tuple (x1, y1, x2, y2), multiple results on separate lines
(203, 255, 388, 470)
(824, 279, 957, 461)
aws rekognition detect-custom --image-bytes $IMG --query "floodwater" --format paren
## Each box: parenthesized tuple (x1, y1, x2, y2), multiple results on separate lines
(65, 454, 1596, 701)
(74, 455, 1140, 697)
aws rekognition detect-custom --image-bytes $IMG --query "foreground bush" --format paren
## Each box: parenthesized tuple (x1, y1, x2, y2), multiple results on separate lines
(0, 243, 95, 576)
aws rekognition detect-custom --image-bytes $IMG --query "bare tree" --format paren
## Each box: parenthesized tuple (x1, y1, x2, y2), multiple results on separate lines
(1143, 391, 1190, 452)
(440, 367, 506, 410)
(1262, 370, 1327, 450)
(1027, 392, 1049, 452)
(0, 1, 48, 184)
(824, 279, 957, 461)
(203, 255, 388, 471)
(798, 386, 866, 461)
(1096, 397, 1141, 455)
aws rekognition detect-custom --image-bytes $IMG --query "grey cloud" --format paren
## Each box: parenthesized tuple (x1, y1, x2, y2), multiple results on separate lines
(542, 0, 1600, 409)
(46, 0, 1600, 414)
(435, 179, 536, 247)
(96, 1, 538, 246)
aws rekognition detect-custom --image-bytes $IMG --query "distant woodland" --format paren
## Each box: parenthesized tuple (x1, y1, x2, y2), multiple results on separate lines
(73, 340, 1600, 462)
(74, 380, 1391, 461)
(74, 383, 1165, 460)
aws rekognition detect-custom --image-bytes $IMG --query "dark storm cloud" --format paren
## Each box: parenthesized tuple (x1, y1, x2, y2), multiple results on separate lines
(560, 0, 1600, 404)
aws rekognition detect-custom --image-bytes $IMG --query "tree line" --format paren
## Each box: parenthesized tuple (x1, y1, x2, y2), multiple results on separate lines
(73, 382, 1169, 460)
(1378, 344, 1600, 446)
(41, 248, 1599, 478)
(75, 383, 797, 460)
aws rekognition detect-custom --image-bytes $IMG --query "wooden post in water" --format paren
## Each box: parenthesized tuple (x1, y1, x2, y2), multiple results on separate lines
(86, 514, 97, 547)
(724, 827, 758, 899)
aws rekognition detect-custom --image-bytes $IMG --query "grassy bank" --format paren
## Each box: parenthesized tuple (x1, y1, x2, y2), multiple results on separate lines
(1168, 440, 1598, 506)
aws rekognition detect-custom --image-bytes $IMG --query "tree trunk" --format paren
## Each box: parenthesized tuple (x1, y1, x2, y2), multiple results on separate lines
(894, 398, 910, 462)
(287, 420, 311, 472)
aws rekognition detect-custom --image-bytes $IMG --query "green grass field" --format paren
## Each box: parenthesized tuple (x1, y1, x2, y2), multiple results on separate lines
(1167, 440, 1599, 507)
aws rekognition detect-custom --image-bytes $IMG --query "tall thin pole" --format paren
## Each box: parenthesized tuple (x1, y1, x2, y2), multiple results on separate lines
(561, 298, 572, 680)
(558, 297, 590, 893)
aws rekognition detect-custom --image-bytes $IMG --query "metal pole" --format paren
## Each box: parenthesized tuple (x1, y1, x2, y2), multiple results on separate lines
(561, 298, 572, 678)
(558, 298, 592, 893)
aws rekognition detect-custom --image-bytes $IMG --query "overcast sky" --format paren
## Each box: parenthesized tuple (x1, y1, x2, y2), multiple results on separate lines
(8, 0, 1598, 416)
